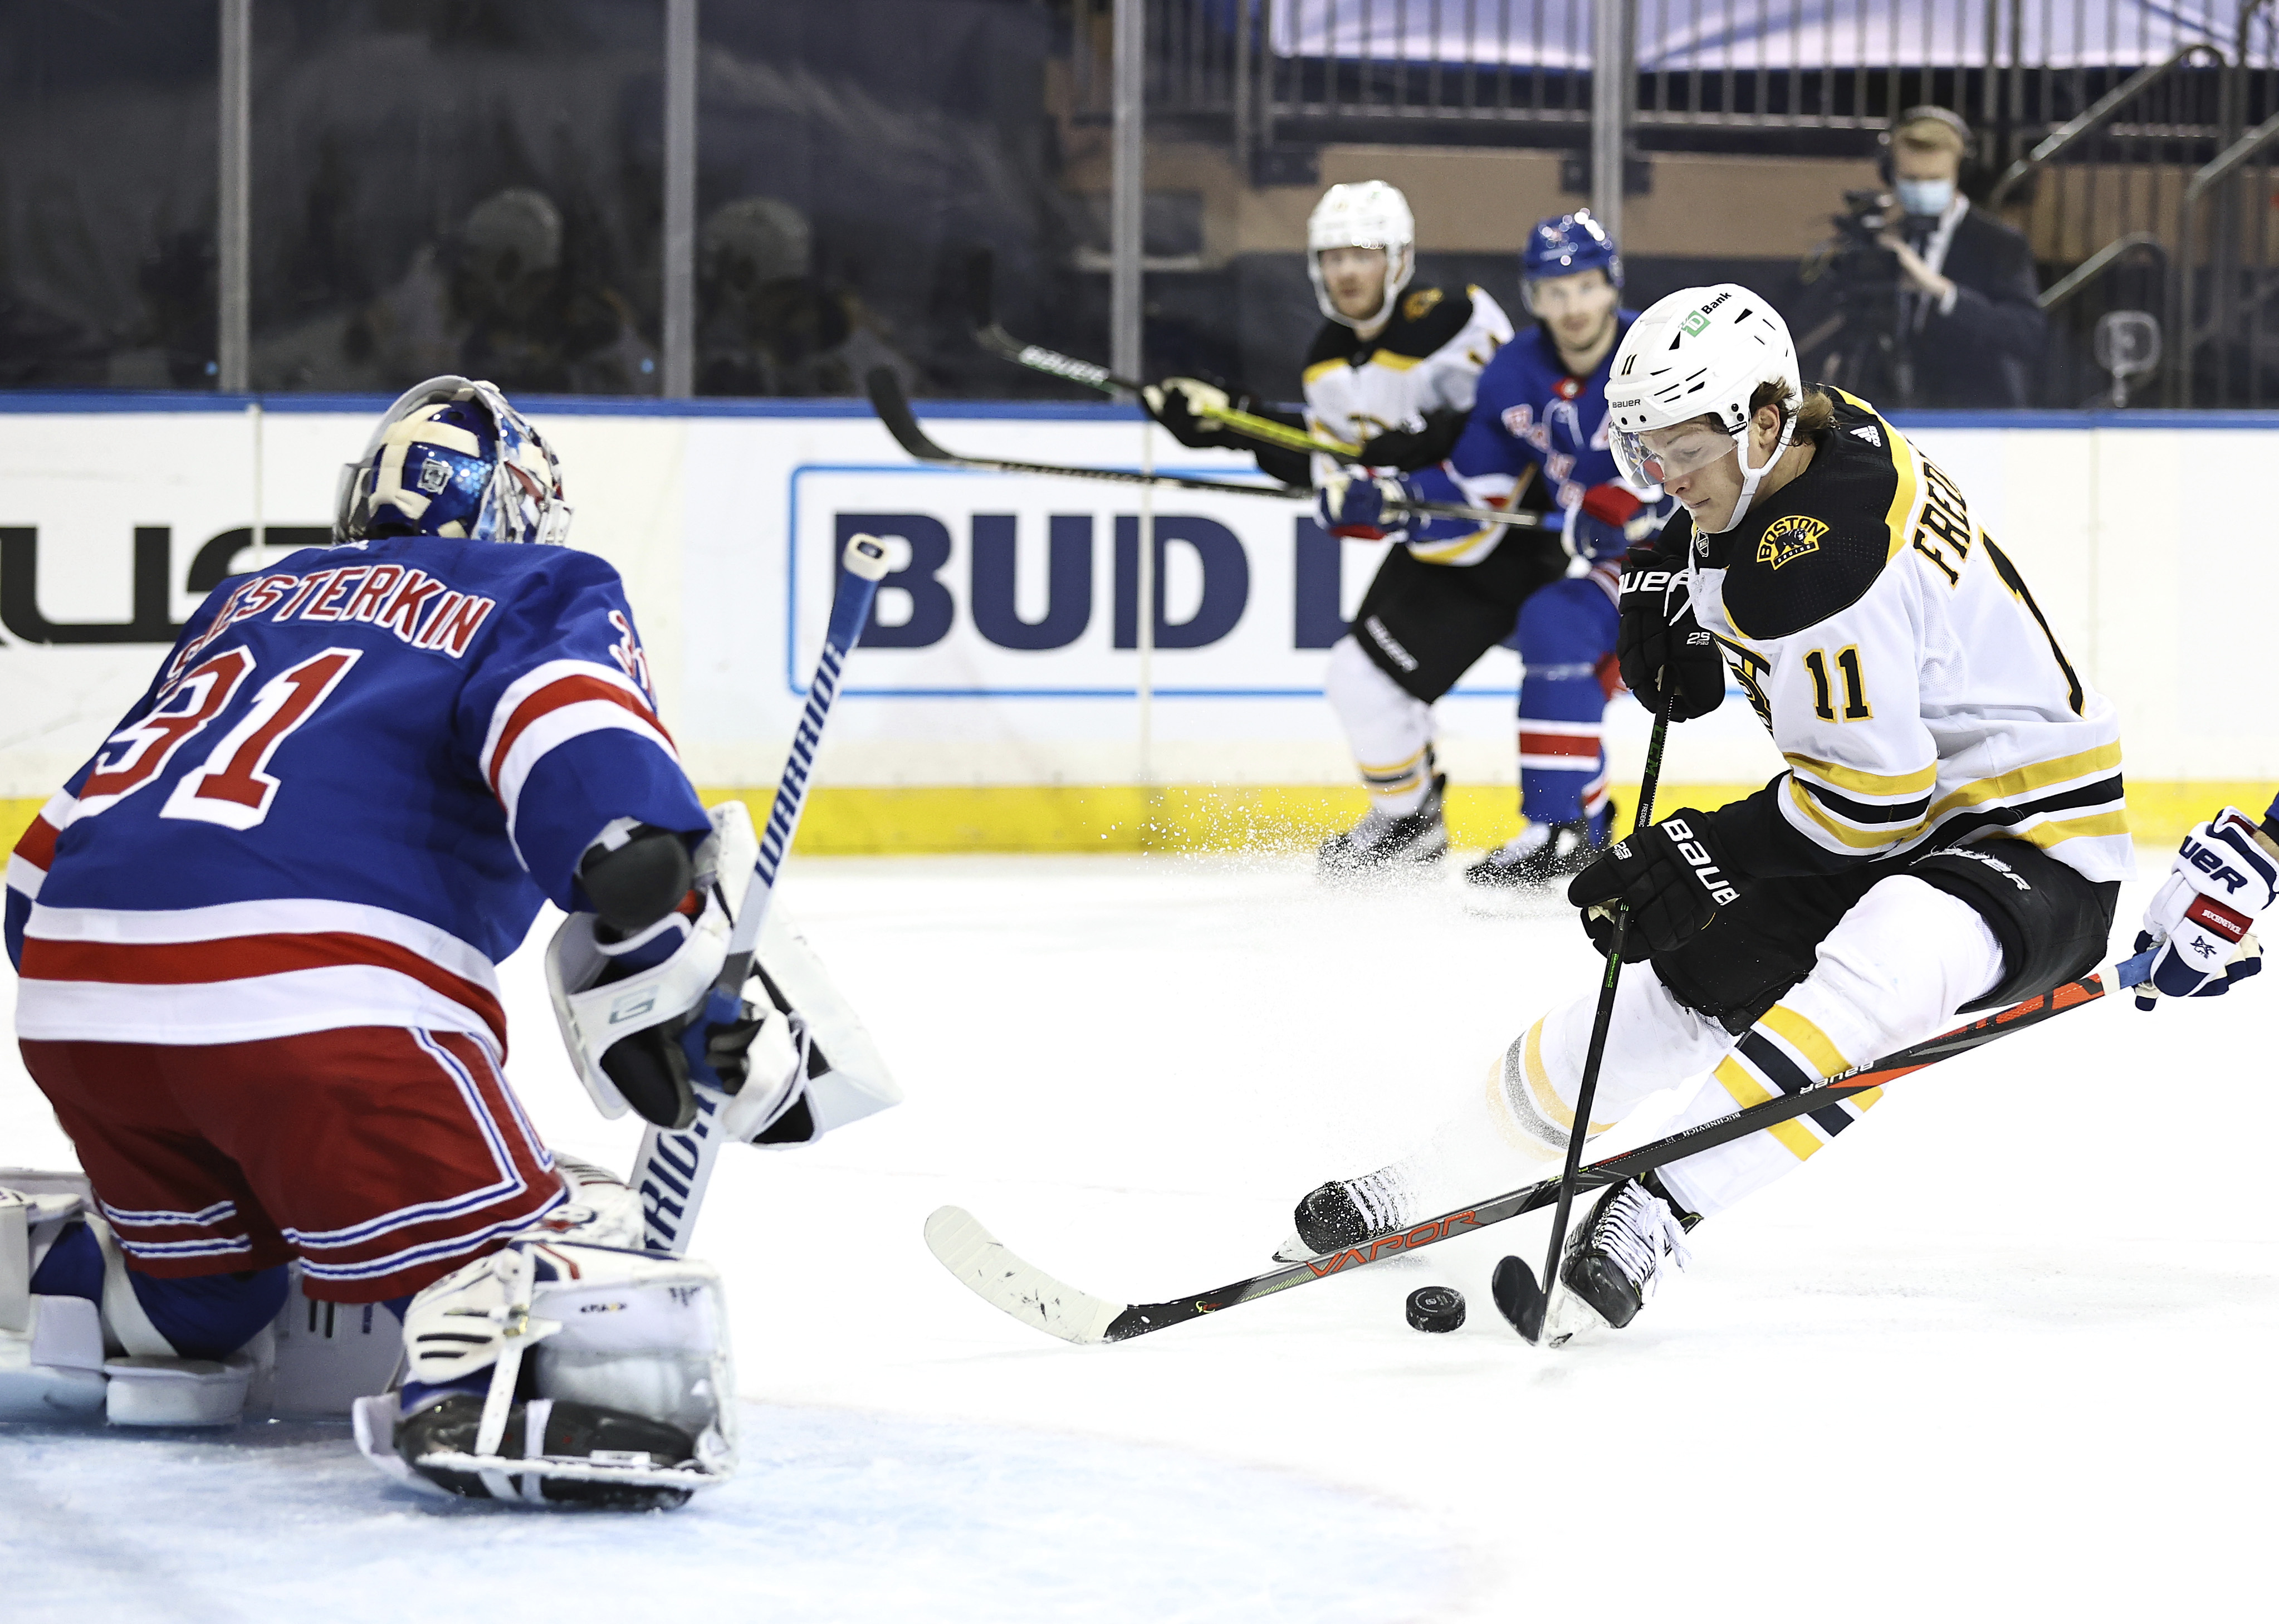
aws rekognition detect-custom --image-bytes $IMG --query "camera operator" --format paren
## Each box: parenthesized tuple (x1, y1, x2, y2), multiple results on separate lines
(1796, 107, 2045, 408)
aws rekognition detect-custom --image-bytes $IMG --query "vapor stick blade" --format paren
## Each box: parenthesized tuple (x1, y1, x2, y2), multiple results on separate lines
(923, 1206, 1126, 1346)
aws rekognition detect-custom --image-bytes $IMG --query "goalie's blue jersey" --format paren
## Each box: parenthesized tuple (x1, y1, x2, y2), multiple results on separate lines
(6, 536, 709, 1053)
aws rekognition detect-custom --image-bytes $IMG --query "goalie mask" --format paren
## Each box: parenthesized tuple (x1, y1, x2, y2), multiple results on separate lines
(334, 375, 571, 547)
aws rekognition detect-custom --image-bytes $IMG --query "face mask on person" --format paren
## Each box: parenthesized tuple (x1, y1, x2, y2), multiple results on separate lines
(1896, 178, 1955, 218)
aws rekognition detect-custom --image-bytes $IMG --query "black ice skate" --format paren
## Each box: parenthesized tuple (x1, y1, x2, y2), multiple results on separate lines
(1318, 773, 1449, 877)
(1273, 1168, 1416, 1262)
(1464, 803, 1616, 890)
(1491, 1173, 1699, 1344)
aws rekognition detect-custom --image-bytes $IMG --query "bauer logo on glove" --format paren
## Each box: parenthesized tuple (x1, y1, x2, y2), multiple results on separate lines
(2133, 805, 2279, 1010)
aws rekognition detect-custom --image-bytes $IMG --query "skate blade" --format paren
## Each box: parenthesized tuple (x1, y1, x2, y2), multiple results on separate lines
(1270, 1231, 1322, 1265)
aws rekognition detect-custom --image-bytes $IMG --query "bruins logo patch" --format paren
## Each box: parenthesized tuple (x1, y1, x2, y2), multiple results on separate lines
(1402, 287, 1444, 321)
(1756, 514, 1827, 569)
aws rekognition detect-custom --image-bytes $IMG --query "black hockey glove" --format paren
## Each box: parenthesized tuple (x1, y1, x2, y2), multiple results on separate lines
(1355, 406, 1469, 472)
(1615, 545, 1725, 722)
(1567, 810, 1744, 959)
(1143, 377, 1241, 449)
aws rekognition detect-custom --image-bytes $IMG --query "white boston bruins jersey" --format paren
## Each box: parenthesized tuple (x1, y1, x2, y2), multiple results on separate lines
(1300, 284, 1513, 565)
(1681, 389, 2130, 885)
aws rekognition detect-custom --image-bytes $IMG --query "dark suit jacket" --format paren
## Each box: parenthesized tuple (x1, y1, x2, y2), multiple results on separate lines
(1904, 204, 2046, 409)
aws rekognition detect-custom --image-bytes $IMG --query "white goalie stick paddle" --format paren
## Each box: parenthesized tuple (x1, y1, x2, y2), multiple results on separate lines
(634, 533, 890, 1256)
(922, 950, 2153, 1344)
(864, 368, 1546, 531)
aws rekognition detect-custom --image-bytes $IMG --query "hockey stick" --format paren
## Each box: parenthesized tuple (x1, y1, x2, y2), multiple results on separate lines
(962, 250, 1361, 458)
(634, 533, 891, 1256)
(1500, 693, 1678, 1344)
(920, 950, 2149, 1345)
(865, 368, 1544, 531)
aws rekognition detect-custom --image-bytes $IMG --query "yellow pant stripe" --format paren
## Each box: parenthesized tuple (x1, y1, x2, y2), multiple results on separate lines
(1760, 1004, 1853, 1080)
(1712, 1056, 1823, 1162)
(1523, 1019, 1615, 1136)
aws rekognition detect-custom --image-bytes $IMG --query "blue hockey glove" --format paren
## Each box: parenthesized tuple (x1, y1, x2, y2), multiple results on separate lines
(2133, 806, 2278, 1010)
(1566, 482, 1657, 562)
(1316, 472, 1410, 541)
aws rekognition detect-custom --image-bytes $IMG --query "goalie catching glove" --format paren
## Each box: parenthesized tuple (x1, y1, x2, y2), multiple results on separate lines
(2133, 803, 2278, 1010)
(546, 800, 899, 1141)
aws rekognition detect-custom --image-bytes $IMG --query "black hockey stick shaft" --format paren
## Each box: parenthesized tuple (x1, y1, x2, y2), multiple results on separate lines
(1090, 960, 2125, 1341)
(1522, 694, 1675, 1339)
(962, 247, 1354, 456)
(865, 368, 1542, 529)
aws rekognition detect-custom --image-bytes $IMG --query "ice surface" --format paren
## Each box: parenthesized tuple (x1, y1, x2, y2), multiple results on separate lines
(4, 851, 2275, 1620)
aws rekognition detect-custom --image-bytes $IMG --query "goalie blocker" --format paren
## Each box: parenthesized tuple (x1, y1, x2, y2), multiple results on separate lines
(546, 799, 899, 1148)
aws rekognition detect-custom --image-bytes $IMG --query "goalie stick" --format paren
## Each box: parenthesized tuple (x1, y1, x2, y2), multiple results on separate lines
(865, 368, 1545, 531)
(634, 533, 890, 1256)
(962, 248, 1360, 458)
(922, 949, 2150, 1344)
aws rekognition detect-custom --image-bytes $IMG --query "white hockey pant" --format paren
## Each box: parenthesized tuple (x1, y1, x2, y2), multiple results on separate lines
(1326, 634, 1434, 813)
(1443, 877, 2007, 1217)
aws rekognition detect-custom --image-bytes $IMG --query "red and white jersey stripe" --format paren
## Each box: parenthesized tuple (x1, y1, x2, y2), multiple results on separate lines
(476, 658, 678, 839)
(6, 790, 74, 908)
(14, 897, 506, 1051)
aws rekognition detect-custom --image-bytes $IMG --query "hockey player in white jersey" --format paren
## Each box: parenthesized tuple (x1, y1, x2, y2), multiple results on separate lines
(1281, 287, 2130, 1337)
(1146, 182, 1583, 873)
(2, 377, 893, 1504)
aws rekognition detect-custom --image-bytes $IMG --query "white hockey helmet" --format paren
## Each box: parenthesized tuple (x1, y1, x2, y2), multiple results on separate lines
(1605, 284, 1802, 535)
(1307, 180, 1416, 329)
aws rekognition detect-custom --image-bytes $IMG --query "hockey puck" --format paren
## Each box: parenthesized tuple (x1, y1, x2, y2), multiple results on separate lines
(1404, 1285, 1465, 1334)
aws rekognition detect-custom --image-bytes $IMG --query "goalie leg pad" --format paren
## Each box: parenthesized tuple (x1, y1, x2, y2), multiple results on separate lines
(358, 1237, 737, 1506)
(0, 1172, 267, 1426)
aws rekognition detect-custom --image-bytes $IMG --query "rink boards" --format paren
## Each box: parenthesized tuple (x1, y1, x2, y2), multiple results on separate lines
(0, 394, 2269, 851)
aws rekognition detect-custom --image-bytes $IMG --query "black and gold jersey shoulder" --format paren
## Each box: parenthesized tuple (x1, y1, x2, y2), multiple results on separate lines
(1301, 283, 1482, 381)
(1702, 389, 1914, 640)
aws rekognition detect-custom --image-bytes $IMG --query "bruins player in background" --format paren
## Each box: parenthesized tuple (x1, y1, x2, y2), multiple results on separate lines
(1276, 287, 2131, 1339)
(1148, 182, 1578, 874)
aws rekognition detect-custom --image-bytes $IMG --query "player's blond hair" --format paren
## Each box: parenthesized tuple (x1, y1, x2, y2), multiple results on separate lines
(1681, 381, 1836, 441)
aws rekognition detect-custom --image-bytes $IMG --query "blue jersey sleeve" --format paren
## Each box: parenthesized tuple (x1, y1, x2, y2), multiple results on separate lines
(454, 550, 709, 912)
(1401, 349, 1542, 545)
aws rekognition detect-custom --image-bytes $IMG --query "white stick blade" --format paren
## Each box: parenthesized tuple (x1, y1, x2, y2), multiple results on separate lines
(922, 1206, 1123, 1346)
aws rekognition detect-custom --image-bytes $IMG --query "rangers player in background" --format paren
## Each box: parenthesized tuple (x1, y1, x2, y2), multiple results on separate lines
(1280, 288, 2130, 1338)
(1, 378, 877, 1506)
(1318, 211, 1676, 886)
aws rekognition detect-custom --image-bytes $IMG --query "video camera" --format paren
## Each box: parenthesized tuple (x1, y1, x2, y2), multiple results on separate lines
(1826, 189, 1903, 290)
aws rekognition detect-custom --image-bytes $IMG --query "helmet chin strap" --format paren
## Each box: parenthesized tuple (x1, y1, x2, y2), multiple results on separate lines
(1699, 410, 1798, 536)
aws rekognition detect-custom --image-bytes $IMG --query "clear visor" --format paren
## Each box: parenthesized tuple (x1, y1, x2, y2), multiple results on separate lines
(1610, 421, 1738, 491)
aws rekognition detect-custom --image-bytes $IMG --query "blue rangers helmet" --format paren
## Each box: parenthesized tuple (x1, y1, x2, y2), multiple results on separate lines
(334, 375, 571, 546)
(1520, 210, 1622, 310)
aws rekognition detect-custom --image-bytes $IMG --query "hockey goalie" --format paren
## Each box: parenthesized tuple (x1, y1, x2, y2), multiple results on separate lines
(2, 377, 894, 1508)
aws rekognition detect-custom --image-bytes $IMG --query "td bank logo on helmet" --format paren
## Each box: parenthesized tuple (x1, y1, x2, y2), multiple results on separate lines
(1681, 291, 1734, 335)
(1662, 816, 1739, 906)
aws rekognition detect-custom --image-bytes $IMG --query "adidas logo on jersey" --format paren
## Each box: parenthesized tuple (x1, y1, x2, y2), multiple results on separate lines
(1850, 424, 1882, 446)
